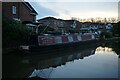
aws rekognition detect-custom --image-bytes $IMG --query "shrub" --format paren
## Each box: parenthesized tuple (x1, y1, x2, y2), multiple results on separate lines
(2, 19, 31, 48)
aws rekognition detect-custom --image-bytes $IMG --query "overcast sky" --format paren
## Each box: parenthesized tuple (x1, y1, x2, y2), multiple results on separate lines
(25, 0, 119, 20)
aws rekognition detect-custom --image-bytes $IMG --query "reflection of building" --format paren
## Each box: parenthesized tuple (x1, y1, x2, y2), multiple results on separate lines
(96, 47, 113, 52)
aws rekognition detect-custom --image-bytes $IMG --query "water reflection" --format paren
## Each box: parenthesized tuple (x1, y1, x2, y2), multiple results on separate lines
(98, 41, 120, 57)
(29, 46, 118, 78)
(96, 47, 113, 52)
(2, 41, 119, 78)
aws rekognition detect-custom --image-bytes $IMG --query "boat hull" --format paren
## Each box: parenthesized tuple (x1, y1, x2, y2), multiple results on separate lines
(26, 39, 98, 53)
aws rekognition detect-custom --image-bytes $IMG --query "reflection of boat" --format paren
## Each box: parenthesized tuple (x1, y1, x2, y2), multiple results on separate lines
(28, 46, 96, 78)
(20, 33, 97, 53)
(3, 44, 97, 78)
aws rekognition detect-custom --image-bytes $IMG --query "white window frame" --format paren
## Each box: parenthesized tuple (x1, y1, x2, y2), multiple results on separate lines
(12, 6, 16, 14)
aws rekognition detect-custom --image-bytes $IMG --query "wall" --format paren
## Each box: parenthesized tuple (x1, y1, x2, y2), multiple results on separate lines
(19, 2, 35, 22)
(2, 2, 36, 22)
(2, 2, 19, 20)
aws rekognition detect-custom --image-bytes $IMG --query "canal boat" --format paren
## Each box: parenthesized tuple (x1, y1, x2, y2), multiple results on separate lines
(20, 33, 98, 52)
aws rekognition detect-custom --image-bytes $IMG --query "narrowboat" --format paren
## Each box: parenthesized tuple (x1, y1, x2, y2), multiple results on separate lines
(20, 33, 98, 53)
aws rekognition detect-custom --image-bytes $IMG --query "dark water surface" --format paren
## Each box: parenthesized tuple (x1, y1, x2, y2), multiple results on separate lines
(2, 41, 119, 79)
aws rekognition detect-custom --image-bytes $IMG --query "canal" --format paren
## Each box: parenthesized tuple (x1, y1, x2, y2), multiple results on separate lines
(2, 41, 120, 79)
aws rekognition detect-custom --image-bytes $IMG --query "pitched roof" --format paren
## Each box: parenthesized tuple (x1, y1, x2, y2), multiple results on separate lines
(23, 2, 38, 15)
(37, 17, 57, 21)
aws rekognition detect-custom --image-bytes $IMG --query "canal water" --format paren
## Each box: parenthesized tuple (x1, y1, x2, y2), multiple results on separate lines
(2, 41, 119, 79)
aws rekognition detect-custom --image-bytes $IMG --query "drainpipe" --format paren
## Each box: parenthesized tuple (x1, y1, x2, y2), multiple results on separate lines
(18, 2, 20, 21)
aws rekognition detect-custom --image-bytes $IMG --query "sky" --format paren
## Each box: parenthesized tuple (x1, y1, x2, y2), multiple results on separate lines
(25, 0, 119, 20)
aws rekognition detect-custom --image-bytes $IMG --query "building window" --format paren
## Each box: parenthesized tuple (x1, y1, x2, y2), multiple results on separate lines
(12, 6, 16, 14)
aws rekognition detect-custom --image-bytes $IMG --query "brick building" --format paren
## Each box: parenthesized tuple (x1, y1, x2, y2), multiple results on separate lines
(64, 20, 82, 33)
(2, 1, 38, 22)
(37, 17, 65, 34)
(37, 17, 82, 34)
